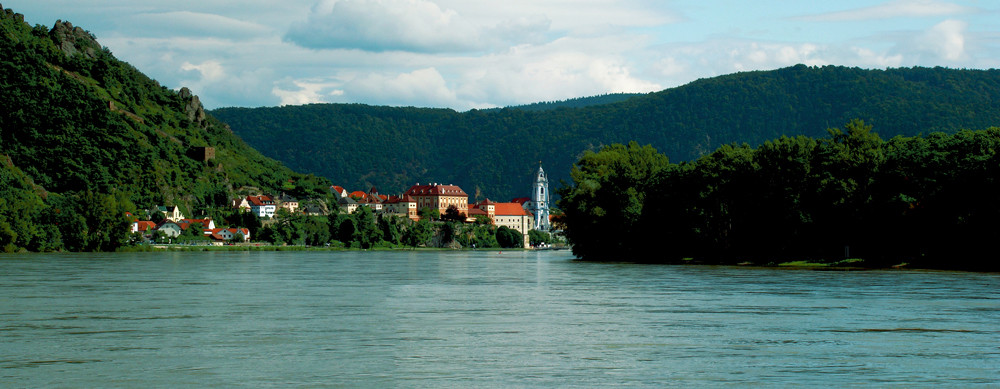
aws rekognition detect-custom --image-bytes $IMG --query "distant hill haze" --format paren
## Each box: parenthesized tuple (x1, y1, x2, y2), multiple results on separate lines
(212, 65, 1000, 202)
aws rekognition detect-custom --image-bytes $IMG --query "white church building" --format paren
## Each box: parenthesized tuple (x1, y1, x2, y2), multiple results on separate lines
(515, 165, 551, 231)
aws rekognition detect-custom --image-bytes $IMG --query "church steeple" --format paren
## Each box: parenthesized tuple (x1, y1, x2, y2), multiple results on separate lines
(530, 164, 551, 231)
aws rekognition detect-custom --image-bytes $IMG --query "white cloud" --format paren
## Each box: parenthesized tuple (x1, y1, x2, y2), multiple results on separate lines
(452, 44, 661, 107)
(181, 60, 226, 83)
(285, 0, 484, 52)
(178, 60, 279, 107)
(6, 0, 996, 111)
(655, 57, 687, 77)
(273, 80, 341, 106)
(922, 19, 967, 61)
(121, 11, 274, 39)
(852, 48, 905, 68)
(727, 42, 829, 71)
(343, 68, 460, 107)
(436, 0, 681, 31)
(801, 0, 974, 21)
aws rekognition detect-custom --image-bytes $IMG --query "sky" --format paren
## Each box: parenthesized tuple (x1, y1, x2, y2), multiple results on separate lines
(5, 0, 998, 110)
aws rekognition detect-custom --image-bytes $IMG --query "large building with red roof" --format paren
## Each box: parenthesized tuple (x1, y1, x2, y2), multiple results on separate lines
(404, 183, 469, 217)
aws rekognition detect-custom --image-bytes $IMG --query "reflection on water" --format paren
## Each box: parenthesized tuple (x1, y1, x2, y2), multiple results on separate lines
(1, 251, 998, 387)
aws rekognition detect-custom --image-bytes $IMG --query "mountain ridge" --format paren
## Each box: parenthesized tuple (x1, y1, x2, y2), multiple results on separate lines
(212, 64, 1000, 201)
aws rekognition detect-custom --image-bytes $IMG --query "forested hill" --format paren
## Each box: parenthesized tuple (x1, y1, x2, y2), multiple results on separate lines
(212, 65, 1000, 201)
(0, 6, 328, 252)
(495, 93, 644, 112)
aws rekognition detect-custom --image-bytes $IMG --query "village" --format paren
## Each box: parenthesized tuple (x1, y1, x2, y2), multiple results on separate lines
(129, 166, 555, 248)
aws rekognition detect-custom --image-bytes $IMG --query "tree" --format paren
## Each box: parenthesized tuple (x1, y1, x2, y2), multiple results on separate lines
(442, 205, 464, 222)
(378, 214, 402, 245)
(150, 210, 166, 224)
(473, 225, 498, 248)
(438, 222, 456, 246)
(303, 216, 330, 246)
(473, 214, 492, 225)
(353, 206, 381, 249)
(337, 218, 356, 247)
(496, 226, 523, 248)
(558, 141, 670, 260)
(528, 229, 551, 247)
(257, 225, 277, 244)
(402, 219, 433, 248)
(79, 190, 137, 251)
(327, 211, 342, 241)
(178, 221, 206, 242)
(418, 207, 439, 221)
(273, 209, 307, 245)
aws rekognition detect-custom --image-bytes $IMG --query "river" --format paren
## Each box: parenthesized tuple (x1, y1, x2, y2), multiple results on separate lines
(1, 250, 997, 387)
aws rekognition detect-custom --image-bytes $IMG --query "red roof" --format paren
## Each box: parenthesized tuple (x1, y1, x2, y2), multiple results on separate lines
(135, 221, 156, 232)
(468, 208, 488, 216)
(494, 203, 531, 216)
(510, 197, 529, 205)
(349, 191, 367, 199)
(404, 184, 468, 197)
(205, 228, 249, 240)
(359, 195, 381, 204)
(331, 186, 346, 194)
(247, 195, 274, 206)
(178, 219, 211, 230)
(384, 195, 415, 204)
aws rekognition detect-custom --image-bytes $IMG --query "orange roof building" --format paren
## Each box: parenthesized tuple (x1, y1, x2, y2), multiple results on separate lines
(469, 199, 534, 246)
(383, 195, 418, 220)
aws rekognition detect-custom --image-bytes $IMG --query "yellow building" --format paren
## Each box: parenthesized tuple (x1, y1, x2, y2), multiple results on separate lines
(404, 183, 468, 218)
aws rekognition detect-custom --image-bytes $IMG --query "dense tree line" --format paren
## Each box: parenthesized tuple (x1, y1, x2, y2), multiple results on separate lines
(255, 206, 527, 249)
(559, 121, 1000, 271)
(213, 65, 1000, 202)
(0, 7, 330, 252)
(491, 92, 643, 112)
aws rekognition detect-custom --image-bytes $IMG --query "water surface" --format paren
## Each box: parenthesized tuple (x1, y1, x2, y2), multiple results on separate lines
(2, 251, 998, 387)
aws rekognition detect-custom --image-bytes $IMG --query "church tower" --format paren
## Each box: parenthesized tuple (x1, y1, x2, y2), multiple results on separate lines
(530, 164, 551, 231)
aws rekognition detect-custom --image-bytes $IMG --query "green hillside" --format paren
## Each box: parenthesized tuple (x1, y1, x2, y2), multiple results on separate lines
(212, 65, 1000, 201)
(494, 93, 644, 112)
(0, 6, 328, 252)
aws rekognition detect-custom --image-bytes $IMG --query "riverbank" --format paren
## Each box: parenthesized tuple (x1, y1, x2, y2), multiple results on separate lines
(117, 243, 568, 253)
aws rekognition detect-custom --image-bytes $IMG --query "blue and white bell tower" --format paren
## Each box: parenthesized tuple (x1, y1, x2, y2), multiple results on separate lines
(530, 164, 551, 231)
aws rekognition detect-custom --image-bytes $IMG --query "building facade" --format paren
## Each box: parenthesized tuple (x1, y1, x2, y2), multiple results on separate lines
(404, 183, 469, 217)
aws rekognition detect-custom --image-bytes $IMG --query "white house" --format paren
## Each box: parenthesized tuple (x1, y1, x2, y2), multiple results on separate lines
(206, 228, 251, 242)
(247, 195, 276, 218)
